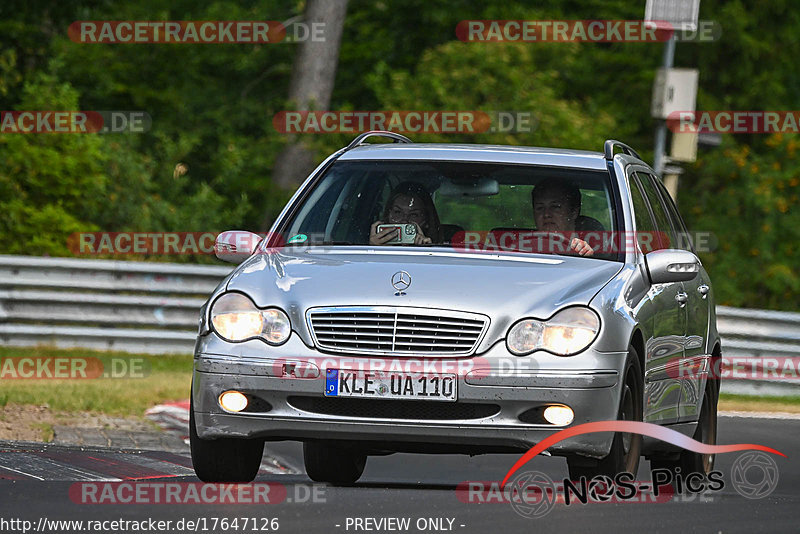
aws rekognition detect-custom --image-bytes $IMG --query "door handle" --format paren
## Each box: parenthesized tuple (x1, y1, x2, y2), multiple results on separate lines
(675, 292, 688, 306)
(697, 284, 709, 299)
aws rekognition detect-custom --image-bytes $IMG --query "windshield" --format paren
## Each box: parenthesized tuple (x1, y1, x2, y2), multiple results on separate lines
(278, 159, 621, 261)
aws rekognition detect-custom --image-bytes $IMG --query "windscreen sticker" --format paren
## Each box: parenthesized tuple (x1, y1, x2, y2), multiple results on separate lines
(287, 234, 308, 244)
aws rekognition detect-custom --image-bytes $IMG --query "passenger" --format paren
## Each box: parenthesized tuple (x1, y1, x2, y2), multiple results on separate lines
(531, 180, 596, 256)
(369, 182, 442, 245)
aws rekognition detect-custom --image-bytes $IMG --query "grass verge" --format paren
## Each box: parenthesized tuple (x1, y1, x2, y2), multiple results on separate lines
(719, 393, 800, 414)
(0, 346, 192, 417)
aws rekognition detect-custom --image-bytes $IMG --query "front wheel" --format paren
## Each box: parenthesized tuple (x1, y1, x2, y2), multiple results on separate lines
(651, 381, 718, 476)
(682, 381, 718, 474)
(304, 441, 367, 485)
(568, 347, 643, 479)
(190, 399, 264, 482)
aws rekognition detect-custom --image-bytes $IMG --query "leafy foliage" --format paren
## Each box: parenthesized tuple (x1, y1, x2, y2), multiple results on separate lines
(679, 135, 800, 308)
(0, 0, 798, 308)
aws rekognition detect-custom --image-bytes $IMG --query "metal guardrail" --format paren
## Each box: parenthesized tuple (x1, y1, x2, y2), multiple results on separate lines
(0, 255, 231, 354)
(715, 306, 800, 397)
(0, 255, 797, 395)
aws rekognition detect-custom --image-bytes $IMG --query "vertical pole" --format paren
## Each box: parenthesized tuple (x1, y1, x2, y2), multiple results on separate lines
(654, 35, 676, 177)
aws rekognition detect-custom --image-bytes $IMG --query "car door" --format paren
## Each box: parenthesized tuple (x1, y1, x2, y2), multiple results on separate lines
(628, 170, 687, 424)
(649, 174, 712, 421)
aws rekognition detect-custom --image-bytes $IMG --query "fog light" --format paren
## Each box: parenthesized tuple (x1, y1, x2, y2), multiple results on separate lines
(219, 390, 248, 412)
(543, 405, 574, 426)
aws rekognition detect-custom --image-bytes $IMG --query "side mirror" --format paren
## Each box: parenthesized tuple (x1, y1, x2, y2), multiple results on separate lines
(215, 230, 263, 264)
(645, 248, 701, 284)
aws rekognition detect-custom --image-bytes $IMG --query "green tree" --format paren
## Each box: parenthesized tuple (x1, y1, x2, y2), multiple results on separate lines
(0, 72, 107, 255)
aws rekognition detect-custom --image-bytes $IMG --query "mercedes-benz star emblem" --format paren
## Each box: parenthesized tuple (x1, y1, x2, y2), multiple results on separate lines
(391, 271, 411, 294)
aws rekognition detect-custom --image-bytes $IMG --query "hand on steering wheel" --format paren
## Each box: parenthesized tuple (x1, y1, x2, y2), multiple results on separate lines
(532, 231, 593, 256)
(569, 237, 594, 256)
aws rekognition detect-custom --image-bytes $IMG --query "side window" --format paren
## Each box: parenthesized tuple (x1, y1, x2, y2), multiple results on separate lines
(627, 175, 658, 253)
(651, 174, 695, 252)
(634, 172, 675, 250)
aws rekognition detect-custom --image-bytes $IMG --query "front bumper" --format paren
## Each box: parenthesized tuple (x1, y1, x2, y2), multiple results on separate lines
(192, 333, 627, 458)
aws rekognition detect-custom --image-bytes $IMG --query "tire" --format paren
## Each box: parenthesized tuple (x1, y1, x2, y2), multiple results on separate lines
(568, 347, 643, 480)
(681, 381, 718, 474)
(189, 398, 264, 483)
(303, 441, 367, 485)
(651, 380, 718, 476)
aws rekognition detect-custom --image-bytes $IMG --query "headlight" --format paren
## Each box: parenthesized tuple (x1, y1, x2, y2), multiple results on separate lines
(506, 307, 600, 356)
(210, 293, 291, 344)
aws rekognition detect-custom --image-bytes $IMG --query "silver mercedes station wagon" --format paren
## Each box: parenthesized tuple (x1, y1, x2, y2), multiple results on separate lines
(191, 132, 720, 485)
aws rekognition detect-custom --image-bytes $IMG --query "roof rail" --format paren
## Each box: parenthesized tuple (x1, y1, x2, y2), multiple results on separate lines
(345, 130, 412, 151)
(604, 139, 641, 161)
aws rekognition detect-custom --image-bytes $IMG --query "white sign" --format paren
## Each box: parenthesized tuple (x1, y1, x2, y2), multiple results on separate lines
(651, 68, 699, 119)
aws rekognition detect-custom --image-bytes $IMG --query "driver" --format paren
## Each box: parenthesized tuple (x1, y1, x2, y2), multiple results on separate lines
(531, 180, 595, 256)
(370, 182, 442, 245)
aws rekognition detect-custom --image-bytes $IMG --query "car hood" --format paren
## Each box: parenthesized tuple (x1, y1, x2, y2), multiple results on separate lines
(225, 247, 622, 351)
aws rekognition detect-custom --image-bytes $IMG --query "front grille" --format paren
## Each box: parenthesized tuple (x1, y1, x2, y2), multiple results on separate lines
(307, 306, 489, 356)
(288, 396, 499, 420)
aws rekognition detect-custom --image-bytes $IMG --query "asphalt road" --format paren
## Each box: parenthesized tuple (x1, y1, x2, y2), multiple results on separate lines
(0, 414, 797, 534)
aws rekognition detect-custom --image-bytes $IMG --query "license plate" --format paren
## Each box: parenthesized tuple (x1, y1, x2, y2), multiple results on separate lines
(324, 369, 457, 402)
